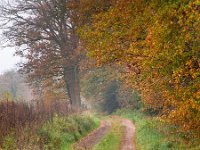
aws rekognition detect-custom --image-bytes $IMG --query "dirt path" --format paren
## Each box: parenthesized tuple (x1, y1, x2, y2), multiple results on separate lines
(73, 120, 111, 150)
(120, 118, 136, 150)
(73, 117, 136, 150)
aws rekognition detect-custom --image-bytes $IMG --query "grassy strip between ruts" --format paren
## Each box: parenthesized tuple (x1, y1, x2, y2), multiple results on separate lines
(92, 118, 124, 150)
(115, 109, 200, 150)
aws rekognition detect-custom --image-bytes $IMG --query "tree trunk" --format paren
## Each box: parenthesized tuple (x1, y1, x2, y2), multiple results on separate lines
(64, 66, 81, 109)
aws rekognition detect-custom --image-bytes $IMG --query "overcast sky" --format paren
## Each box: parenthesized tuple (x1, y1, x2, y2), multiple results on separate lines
(0, 0, 21, 74)
(0, 47, 21, 74)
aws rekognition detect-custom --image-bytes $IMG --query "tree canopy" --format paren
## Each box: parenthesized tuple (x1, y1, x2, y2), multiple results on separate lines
(79, 0, 200, 136)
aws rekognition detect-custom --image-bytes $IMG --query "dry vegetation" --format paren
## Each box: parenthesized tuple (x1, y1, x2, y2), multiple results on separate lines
(0, 99, 70, 149)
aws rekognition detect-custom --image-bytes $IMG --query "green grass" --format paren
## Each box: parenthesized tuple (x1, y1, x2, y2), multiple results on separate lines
(37, 112, 100, 150)
(115, 109, 200, 150)
(0, 112, 100, 150)
(93, 119, 124, 150)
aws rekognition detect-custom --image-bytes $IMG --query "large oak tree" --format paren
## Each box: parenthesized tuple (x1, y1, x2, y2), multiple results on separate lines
(0, 0, 82, 108)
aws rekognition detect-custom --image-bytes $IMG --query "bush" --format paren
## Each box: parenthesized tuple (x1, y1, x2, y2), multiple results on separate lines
(2, 135, 17, 150)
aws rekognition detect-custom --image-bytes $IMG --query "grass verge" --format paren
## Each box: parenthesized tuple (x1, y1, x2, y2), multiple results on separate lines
(0, 112, 100, 150)
(115, 109, 200, 150)
(37, 112, 100, 150)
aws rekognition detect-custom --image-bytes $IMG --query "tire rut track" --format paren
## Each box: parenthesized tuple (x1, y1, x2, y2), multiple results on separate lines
(73, 120, 111, 150)
(120, 118, 136, 150)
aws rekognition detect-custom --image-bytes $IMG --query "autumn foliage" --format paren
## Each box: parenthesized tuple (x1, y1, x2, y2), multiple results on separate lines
(79, 0, 200, 136)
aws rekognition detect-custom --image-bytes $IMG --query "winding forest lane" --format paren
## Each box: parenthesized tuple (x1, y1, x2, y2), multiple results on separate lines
(120, 118, 136, 150)
(73, 120, 111, 150)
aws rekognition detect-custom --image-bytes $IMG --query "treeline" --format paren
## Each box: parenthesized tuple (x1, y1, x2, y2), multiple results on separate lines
(79, 0, 200, 137)
(0, 70, 32, 101)
(81, 66, 142, 113)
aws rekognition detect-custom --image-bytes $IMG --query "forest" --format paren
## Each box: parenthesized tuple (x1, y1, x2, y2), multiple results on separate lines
(0, 0, 199, 150)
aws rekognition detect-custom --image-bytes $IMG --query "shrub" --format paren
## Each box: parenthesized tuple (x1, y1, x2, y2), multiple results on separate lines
(2, 135, 17, 150)
(38, 114, 99, 149)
